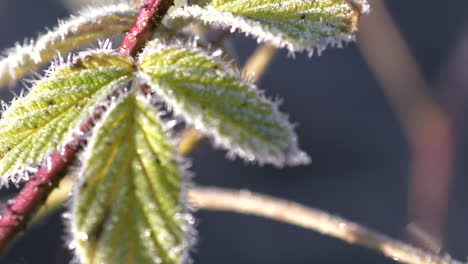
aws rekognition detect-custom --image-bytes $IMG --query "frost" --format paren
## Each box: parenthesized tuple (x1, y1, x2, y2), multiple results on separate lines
(139, 39, 310, 167)
(0, 50, 135, 187)
(70, 93, 193, 264)
(171, 0, 368, 55)
(0, 3, 138, 87)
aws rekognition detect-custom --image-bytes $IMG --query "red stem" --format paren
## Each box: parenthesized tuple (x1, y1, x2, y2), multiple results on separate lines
(0, 147, 76, 252)
(119, 0, 174, 57)
(0, 0, 172, 253)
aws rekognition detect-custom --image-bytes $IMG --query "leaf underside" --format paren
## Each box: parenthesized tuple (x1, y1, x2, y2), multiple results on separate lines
(139, 41, 309, 166)
(0, 51, 134, 186)
(72, 93, 189, 264)
(0, 4, 138, 87)
(171, 0, 369, 55)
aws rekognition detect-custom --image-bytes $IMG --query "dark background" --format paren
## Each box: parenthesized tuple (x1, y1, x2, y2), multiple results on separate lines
(0, 0, 468, 263)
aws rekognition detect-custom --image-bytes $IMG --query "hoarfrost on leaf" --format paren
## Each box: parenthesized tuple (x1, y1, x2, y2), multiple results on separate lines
(171, 0, 369, 55)
(138, 40, 310, 167)
(0, 50, 135, 187)
(0, 3, 138, 87)
(71, 93, 192, 264)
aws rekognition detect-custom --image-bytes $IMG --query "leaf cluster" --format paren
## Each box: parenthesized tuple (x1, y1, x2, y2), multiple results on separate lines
(0, 0, 368, 263)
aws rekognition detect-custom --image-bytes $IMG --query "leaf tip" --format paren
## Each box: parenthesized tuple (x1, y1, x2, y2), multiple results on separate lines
(284, 148, 311, 167)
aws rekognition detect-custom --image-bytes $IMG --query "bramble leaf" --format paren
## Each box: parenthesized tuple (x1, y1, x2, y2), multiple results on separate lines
(139, 41, 309, 166)
(71, 93, 191, 264)
(170, 0, 369, 55)
(0, 4, 138, 87)
(0, 51, 135, 186)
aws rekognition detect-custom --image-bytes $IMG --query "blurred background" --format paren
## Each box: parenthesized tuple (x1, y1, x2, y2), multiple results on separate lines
(1, 0, 468, 263)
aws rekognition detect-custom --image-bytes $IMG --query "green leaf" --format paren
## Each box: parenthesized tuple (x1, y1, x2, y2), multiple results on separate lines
(0, 4, 138, 87)
(0, 51, 135, 186)
(139, 41, 309, 167)
(170, 0, 369, 55)
(71, 93, 191, 264)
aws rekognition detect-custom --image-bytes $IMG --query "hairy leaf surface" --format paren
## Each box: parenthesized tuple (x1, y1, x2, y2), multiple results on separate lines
(0, 51, 134, 186)
(0, 4, 138, 87)
(139, 41, 309, 166)
(71, 93, 190, 264)
(171, 0, 369, 55)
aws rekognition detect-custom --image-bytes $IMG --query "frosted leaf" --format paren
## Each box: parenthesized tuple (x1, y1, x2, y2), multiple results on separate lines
(0, 4, 138, 87)
(171, 0, 369, 55)
(71, 93, 191, 264)
(0, 51, 135, 186)
(138, 40, 310, 167)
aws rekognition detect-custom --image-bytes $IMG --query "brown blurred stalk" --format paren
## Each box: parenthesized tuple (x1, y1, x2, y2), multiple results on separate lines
(357, 0, 454, 252)
(33, 179, 466, 264)
(437, 23, 468, 134)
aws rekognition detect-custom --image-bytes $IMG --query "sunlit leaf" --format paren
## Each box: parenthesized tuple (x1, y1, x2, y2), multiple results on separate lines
(0, 4, 138, 87)
(71, 93, 191, 264)
(139, 41, 309, 166)
(0, 50, 135, 186)
(171, 0, 369, 55)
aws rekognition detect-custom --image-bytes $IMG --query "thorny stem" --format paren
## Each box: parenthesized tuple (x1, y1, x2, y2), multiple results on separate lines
(119, 0, 174, 57)
(0, 148, 74, 253)
(33, 177, 75, 222)
(0, 0, 172, 253)
(0, 112, 103, 253)
(189, 187, 463, 264)
(32, 36, 464, 264)
(0, 2, 463, 264)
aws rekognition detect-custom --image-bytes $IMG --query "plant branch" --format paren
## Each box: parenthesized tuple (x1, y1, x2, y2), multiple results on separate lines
(33, 176, 75, 222)
(119, 0, 174, 57)
(0, 0, 172, 253)
(22, 179, 467, 264)
(243, 44, 278, 83)
(189, 186, 463, 264)
(177, 127, 206, 156)
(2, 3, 454, 264)
(357, 0, 454, 249)
(0, 147, 74, 253)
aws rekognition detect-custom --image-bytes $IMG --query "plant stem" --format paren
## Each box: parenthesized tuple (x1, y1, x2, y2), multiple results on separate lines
(189, 186, 463, 264)
(358, 0, 453, 249)
(119, 0, 174, 57)
(243, 44, 278, 83)
(25, 178, 467, 264)
(177, 127, 206, 156)
(33, 176, 75, 222)
(0, 147, 74, 253)
(0, 0, 172, 253)
(2, 3, 460, 264)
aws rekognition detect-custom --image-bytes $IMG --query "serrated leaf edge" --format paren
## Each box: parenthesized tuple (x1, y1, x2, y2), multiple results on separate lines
(138, 40, 310, 167)
(0, 48, 135, 187)
(169, 4, 367, 56)
(0, 3, 138, 87)
(68, 92, 196, 264)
